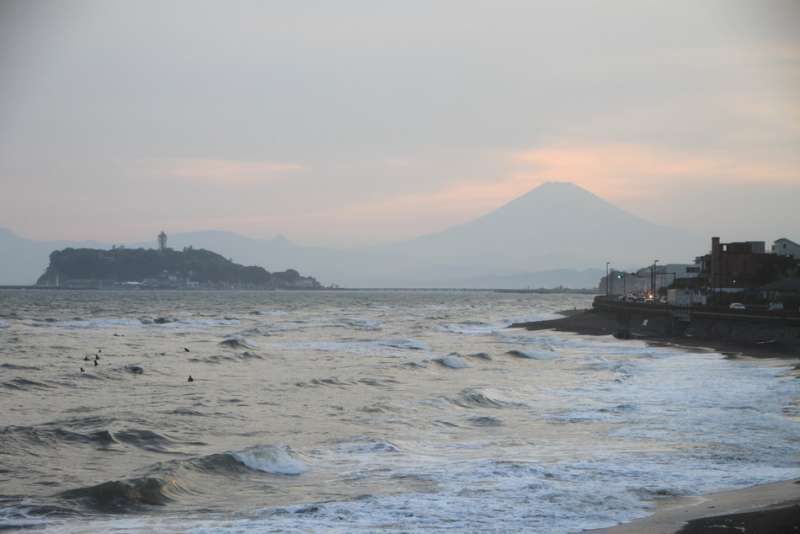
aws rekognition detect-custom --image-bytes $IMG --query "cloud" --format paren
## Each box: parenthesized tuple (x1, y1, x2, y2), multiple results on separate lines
(157, 158, 306, 186)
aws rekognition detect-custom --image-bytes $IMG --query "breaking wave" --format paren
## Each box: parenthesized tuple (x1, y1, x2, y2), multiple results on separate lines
(227, 445, 308, 475)
(434, 353, 470, 369)
(0, 363, 42, 371)
(219, 335, 256, 349)
(34, 317, 241, 329)
(378, 338, 429, 351)
(2, 377, 53, 391)
(506, 349, 558, 360)
(451, 388, 527, 409)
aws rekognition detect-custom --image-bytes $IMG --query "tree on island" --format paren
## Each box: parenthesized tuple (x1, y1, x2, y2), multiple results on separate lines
(36, 245, 321, 289)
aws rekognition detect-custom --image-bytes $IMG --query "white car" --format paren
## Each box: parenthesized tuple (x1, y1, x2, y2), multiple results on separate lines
(729, 303, 746, 310)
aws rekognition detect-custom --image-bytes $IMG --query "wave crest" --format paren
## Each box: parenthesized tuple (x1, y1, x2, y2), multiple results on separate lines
(58, 477, 181, 511)
(229, 445, 308, 475)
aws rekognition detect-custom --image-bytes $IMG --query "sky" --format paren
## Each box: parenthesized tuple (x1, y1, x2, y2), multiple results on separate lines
(1, 0, 798, 247)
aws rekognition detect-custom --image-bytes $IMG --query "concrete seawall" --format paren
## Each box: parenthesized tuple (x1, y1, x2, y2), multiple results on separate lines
(512, 302, 800, 356)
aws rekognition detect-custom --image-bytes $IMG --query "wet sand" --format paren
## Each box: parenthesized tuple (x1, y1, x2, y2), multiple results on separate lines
(591, 479, 800, 534)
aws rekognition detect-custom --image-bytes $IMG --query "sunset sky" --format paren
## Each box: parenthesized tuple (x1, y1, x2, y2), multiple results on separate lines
(1, 0, 798, 246)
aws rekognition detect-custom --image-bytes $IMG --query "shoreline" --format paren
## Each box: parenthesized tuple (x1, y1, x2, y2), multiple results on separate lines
(514, 309, 800, 359)
(524, 310, 800, 532)
(590, 479, 800, 534)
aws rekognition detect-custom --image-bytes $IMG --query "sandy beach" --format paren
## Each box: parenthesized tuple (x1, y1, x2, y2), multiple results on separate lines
(592, 479, 800, 533)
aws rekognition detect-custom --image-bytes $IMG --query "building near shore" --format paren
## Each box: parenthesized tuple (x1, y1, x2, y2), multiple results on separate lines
(772, 238, 800, 259)
(667, 288, 707, 306)
(702, 237, 793, 292)
(600, 264, 700, 297)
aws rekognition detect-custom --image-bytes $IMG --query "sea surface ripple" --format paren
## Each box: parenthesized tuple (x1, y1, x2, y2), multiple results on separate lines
(1, 289, 799, 532)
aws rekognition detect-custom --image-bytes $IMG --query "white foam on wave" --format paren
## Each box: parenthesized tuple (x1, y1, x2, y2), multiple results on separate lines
(230, 445, 308, 475)
(332, 437, 401, 454)
(44, 318, 144, 329)
(34, 317, 240, 330)
(219, 335, 257, 349)
(12, 297, 800, 533)
(28, 346, 800, 534)
(337, 318, 383, 331)
(434, 354, 470, 369)
(378, 338, 430, 351)
(506, 348, 558, 360)
(437, 321, 500, 335)
(273, 337, 431, 356)
(169, 318, 241, 328)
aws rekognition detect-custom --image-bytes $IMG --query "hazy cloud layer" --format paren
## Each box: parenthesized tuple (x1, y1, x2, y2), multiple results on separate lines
(1, 0, 798, 246)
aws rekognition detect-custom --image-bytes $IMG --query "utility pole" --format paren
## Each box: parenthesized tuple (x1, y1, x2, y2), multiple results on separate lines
(652, 259, 659, 298)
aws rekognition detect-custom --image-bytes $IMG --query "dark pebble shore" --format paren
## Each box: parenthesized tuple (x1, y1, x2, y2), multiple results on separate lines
(512, 309, 800, 359)
(591, 480, 800, 534)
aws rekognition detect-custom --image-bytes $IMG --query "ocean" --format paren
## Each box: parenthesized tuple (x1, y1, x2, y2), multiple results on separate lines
(1, 289, 798, 532)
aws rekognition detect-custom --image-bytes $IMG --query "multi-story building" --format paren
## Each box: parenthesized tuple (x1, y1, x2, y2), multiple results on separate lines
(701, 237, 793, 291)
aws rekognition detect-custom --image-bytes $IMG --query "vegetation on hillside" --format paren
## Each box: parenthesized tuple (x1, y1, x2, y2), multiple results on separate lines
(36, 247, 321, 289)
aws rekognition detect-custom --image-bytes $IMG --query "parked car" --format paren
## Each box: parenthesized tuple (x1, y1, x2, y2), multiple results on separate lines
(729, 303, 746, 310)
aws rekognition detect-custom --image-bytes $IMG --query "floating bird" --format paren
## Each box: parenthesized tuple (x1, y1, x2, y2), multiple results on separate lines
(94, 360, 98, 367)
(184, 347, 190, 353)
(95, 355, 100, 361)
(80, 367, 85, 373)
(187, 375, 194, 383)
(83, 355, 90, 361)
(97, 349, 102, 353)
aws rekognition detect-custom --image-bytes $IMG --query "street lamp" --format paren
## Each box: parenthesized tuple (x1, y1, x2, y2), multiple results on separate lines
(651, 259, 659, 299)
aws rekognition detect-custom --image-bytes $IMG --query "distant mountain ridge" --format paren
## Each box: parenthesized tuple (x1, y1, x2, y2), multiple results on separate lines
(0, 182, 704, 287)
